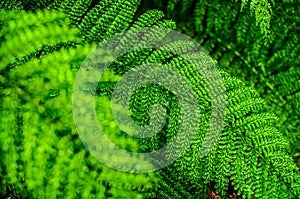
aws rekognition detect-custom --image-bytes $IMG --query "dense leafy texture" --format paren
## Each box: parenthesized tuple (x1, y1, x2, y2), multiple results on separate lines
(142, 0, 300, 167)
(0, 9, 163, 199)
(1, 0, 300, 198)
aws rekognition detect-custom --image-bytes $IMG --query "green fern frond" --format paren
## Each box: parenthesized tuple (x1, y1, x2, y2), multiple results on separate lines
(145, 0, 273, 37)
(249, 0, 273, 36)
(95, 36, 300, 198)
(265, 67, 300, 164)
(0, 9, 157, 199)
(1, 0, 300, 198)
(0, 10, 81, 71)
(140, 0, 300, 170)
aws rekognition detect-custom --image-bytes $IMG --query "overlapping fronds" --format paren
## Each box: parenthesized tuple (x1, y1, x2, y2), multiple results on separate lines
(143, 0, 274, 37)
(0, 6, 170, 198)
(1, 0, 300, 198)
(140, 0, 300, 167)
(95, 35, 300, 197)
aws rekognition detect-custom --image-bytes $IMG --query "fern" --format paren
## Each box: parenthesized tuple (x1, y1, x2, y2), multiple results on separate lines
(0, 9, 160, 198)
(1, 0, 300, 199)
(141, 0, 300, 167)
(112, 45, 299, 198)
(144, 0, 273, 38)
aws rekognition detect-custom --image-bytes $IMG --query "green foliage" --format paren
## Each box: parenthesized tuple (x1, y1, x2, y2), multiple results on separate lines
(104, 43, 300, 198)
(141, 0, 300, 167)
(244, 0, 273, 36)
(144, 0, 274, 37)
(1, 0, 300, 199)
(0, 9, 159, 199)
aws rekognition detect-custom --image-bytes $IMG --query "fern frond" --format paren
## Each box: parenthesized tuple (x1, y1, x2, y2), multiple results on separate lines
(1, 0, 300, 198)
(0, 10, 81, 71)
(0, 9, 157, 198)
(140, 0, 300, 170)
(95, 36, 300, 198)
(249, 0, 273, 36)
